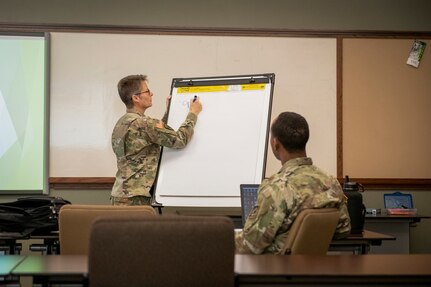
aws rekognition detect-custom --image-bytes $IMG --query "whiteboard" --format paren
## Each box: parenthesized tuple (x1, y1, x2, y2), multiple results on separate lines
(155, 75, 273, 207)
(49, 33, 337, 189)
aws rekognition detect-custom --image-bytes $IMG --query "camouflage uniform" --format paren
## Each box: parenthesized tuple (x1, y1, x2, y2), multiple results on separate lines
(235, 157, 351, 254)
(111, 109, 197, 205)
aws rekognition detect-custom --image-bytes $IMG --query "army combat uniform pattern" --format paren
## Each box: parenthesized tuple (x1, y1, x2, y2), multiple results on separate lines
(235, 157, 351, 254)
(111, 110, 197, 203)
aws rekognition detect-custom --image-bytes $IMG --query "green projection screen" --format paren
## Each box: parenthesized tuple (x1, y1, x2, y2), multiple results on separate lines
(0, 33, 49, 194)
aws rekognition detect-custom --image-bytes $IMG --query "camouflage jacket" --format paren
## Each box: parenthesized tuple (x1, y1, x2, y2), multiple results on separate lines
(235, 157, 351, 254)
(111, 110, 197, 198)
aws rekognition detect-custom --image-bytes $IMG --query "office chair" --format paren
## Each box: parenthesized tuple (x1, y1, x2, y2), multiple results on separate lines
(58, 204, 156, 255)
(283, 208, 340, 255)
(88, 215, 235, 287)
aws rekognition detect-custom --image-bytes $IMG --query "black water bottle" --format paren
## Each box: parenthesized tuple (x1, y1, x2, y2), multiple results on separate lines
(343, 176, 366, 234)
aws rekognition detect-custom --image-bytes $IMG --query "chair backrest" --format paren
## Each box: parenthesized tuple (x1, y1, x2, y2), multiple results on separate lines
(59, 204, 156, 255)
(283, 208, 340, 255)
(88, 215, 235, 287)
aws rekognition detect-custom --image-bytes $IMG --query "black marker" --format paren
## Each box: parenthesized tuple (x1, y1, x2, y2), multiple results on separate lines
(193, 95, 197, 102)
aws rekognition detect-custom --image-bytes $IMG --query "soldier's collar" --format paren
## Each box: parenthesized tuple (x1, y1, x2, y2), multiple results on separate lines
(126, 108, 145, 116)
(279, 157, 313, 173)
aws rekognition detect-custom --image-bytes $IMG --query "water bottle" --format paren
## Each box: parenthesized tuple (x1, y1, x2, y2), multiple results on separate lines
(343, 176, 366, 234)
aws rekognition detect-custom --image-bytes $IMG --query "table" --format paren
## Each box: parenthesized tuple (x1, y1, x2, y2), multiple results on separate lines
(0, 255, 25, 286)
(0, 231, 59, 255)
(329, 229, 395, 254)
(235, 254, 431, 286)
(2, 228, 394, 257)
(29, 232, 60, 255)
(0, 238, 22, 255)
(365, 213, 430, 253)
(0, 231, 60, 255)
(12, 255, 88, 287)
(9, 254, 431, 287)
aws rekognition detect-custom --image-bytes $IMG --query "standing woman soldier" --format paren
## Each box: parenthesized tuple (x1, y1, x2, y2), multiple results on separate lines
(111, 74, 202, 206)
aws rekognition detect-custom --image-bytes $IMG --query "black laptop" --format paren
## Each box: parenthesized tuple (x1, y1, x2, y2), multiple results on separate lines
(239, 184, 260, 227)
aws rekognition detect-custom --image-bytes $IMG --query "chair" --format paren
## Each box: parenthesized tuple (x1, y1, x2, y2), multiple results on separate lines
(283, 208, 340, 255)
(58, 204, 156, 255)
(88, 215, 235, 287)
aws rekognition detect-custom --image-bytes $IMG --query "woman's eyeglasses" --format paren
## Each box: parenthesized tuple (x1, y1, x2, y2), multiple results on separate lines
(134, 89, 151, 96)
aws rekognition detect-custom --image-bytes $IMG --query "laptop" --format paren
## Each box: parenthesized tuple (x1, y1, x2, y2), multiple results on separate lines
(384, 192, 413, 209)
(239, 184, 260, 228)
(384, 192, 416, 215)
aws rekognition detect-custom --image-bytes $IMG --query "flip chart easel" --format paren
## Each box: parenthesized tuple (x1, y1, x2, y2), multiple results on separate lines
(154, 74, 274, 207)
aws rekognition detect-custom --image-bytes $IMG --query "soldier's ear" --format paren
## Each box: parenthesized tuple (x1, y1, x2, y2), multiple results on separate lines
(271, 137, 282, 161)
(132, 94, 140, 103)
(272, 137, 280, 152)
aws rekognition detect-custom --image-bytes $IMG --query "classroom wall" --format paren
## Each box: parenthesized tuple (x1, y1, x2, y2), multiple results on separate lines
(1, 0, 431, 31)
(1, 0, 430, 253)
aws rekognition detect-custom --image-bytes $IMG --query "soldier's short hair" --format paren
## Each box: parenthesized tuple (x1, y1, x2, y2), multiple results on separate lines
(117, 75, 148, 108)
(271, 112, 309, 152)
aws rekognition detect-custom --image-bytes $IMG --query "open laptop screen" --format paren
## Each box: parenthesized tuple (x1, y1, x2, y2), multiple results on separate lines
(240, 184, 259, 227)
